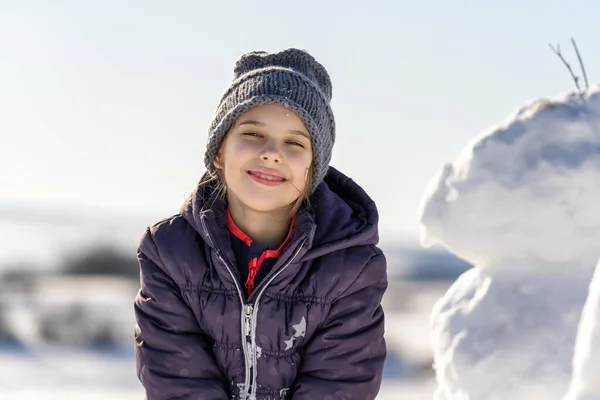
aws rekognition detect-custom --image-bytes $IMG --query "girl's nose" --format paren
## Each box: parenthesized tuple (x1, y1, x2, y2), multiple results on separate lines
(259, 142, 282, 163)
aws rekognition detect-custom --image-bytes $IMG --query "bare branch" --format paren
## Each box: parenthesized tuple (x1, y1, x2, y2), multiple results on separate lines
(571, 38, 589, 90)
(549, 43, 581, 91)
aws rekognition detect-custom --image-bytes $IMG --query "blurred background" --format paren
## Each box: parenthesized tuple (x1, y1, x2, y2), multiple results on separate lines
(2, 0, 599, 398)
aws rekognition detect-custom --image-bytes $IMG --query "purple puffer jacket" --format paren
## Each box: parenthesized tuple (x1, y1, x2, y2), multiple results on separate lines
(134, 166, 388, 400)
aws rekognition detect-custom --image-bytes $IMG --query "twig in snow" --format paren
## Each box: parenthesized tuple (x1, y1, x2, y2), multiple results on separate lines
(571, 38, 589, 90)
(549, 42, 581, 91)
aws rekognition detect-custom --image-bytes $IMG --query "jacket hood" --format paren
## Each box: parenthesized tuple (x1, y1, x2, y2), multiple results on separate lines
(180, 166, 380, 261)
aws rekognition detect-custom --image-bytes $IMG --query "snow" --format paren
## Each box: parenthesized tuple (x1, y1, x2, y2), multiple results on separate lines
(0, 263, 441, 399)
(0, 348, 435, 399)
(430, 268, 589, 399)
(566, 260, 600, 400)
(420, 86, 600, 270)
(0, 350, 143, 400)
(419, 85, 600, 399)
(0, 310, 437, 399)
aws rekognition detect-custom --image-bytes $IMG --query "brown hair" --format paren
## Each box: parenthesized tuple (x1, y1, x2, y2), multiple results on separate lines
(289, 167, 312, 216)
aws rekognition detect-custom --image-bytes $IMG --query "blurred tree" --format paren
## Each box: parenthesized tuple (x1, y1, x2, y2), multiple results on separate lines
(0, 267, 37, 292)
(61, 246, 139, 279)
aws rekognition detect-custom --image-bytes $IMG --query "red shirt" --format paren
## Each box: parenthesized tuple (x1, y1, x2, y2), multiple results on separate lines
(226, 209, 295, 296)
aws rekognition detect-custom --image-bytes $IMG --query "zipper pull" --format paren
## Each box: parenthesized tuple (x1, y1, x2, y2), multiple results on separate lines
(244, 304, 253, 338)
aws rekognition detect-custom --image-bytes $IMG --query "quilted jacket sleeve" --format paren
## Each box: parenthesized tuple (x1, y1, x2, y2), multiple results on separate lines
(291, 250, 388, 400)
(134, 228, 230, 400)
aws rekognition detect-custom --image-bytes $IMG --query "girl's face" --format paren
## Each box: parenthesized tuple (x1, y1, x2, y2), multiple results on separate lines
(213, 104, 313, 214)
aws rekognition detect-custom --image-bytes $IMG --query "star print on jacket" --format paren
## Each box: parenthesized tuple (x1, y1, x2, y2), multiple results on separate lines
(284, 316, 306, 350)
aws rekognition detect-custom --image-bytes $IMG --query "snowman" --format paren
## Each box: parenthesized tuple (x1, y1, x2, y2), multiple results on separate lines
(418, 86, 600, 399)
(565, 258, 600, 400)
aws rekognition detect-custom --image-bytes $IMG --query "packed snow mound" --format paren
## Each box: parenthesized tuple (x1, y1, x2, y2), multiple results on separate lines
(420, 85, 600, 270)
(420, 85, 600, 400)
(566, 259, 600, 400)
(431, 268, 590, 400)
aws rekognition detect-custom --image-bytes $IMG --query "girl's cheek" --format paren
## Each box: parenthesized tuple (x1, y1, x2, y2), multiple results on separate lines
(231, 140, 254, 157)
(287, 151, 312, 168)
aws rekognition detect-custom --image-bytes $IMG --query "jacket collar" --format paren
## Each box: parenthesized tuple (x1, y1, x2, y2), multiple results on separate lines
(180, 166, 379, 262)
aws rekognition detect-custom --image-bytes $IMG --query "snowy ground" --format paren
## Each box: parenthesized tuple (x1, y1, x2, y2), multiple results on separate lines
(0, 278, 444, 399)
(0, 349, 435, 399)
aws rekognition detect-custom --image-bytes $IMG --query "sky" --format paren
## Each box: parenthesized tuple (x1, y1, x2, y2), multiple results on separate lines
(2, 0, 600, 244)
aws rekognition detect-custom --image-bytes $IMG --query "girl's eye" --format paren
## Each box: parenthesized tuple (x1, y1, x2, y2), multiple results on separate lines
(242, 132, 262, 138)
(287, 141, 305, 148)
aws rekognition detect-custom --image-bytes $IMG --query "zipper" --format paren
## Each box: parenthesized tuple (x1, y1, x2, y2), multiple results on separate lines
(247, 237, 308, 399)
(200, 213, 252, 400)
(202, 212, 309, 399)
(244, 304, 253, 337)
(243, 303, 254, 395)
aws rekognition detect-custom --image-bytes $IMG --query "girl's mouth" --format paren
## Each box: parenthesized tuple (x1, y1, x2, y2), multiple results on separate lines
(247, 169, 286, 186)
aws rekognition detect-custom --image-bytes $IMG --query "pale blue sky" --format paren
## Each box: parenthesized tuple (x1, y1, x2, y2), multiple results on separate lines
(2, 0, 599, 242)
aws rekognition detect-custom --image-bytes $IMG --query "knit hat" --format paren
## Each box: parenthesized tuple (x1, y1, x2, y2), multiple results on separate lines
(203, 48, 336, 193)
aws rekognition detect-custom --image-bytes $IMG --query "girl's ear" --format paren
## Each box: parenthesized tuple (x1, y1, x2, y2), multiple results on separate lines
(213, 154, 224, 170)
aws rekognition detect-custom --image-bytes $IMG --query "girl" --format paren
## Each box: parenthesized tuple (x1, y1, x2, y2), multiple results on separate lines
(134, 48, 388, 400)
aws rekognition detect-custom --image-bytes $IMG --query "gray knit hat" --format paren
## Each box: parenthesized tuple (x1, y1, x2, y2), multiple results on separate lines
(203, 48, 336, 193)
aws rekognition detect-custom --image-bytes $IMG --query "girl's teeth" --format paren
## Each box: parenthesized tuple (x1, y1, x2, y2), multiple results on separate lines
(252, 172, 282, 181)
(260, 174, 277, 180)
